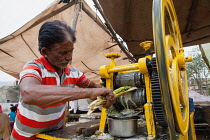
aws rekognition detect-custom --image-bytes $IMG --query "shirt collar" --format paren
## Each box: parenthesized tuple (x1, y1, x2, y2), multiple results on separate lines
(39, 56, 70, 75)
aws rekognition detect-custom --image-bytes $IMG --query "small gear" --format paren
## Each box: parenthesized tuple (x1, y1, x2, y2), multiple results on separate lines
(151, 57, 168, 127)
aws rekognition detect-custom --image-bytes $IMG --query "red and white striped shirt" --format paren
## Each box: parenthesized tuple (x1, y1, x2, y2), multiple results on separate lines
(11, 56, 90, 140)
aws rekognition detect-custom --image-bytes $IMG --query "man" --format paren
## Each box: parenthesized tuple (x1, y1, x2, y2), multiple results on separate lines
(11, 20, 116, 140)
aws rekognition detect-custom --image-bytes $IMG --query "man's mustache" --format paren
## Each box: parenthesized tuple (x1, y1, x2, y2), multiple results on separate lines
(61, 61, 72, 64)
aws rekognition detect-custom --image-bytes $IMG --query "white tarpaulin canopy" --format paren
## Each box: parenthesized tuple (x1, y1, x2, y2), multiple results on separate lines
(200, 43, 210, 69)
(0, 0, 130, 82)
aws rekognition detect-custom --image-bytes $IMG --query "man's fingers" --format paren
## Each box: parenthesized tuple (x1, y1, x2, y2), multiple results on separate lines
(107, 92, 116, 102)
(103, 94, 116, 109)
(103, 101, 112, 109)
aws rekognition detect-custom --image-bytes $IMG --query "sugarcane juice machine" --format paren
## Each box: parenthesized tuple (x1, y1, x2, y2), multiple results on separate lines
(97, 0, 197, 139)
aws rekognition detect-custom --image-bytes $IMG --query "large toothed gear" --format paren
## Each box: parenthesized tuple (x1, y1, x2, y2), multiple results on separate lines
(153, 0, 191, 139)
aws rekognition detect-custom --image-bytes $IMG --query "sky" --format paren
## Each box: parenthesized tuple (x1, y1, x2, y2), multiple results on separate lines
(0, 0, 199, 83)
(0, 71, 16, 82)
(0, 0, 58, 39)
(0, 0, 59, 83)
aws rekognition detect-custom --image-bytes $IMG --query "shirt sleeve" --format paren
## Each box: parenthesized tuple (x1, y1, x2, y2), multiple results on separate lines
(69, 66, 90, 87)
(19, 60, 42, 83)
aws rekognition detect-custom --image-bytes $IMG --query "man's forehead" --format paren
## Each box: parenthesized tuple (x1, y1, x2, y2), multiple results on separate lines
(52, 41, 74, 50)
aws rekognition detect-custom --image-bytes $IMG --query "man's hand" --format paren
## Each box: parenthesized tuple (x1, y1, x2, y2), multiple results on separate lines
(89, 88, 116, 109)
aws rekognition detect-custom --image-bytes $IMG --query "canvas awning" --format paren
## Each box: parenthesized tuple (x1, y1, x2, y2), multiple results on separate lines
(0, 1, 130, 82)
(98, 0, 210, 59)
(1, 0, 210, 80)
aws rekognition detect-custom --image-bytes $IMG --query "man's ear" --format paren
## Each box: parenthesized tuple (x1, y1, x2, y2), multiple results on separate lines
(41, 47, 48, 57)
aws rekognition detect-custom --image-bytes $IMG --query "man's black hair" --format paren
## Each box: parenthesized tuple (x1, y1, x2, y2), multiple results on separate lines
(38, 20, 76, 53)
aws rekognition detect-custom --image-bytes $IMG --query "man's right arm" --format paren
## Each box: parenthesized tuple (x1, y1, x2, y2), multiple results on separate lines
(20, 77, 116, 108)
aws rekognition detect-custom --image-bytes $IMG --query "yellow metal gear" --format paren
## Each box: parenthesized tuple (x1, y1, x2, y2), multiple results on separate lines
(153, 0, 195, 139)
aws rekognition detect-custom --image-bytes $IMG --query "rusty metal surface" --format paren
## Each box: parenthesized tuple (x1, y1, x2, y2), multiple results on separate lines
(41, 119, 100, 139)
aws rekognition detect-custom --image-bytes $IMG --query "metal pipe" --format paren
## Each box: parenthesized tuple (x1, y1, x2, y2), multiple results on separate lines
(108, 63, 139, 73)
(92, 0, 136, 63)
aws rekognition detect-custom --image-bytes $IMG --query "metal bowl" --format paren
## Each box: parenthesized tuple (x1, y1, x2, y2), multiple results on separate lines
(107, 117, 138, 137)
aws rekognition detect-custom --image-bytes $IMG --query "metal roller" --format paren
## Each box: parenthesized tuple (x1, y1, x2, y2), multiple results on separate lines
(115, 72, 144, 88)
(114, 88, 146, 110)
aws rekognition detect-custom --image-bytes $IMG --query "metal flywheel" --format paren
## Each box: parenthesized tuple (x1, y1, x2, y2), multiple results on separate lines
(152, 0, 190, 139)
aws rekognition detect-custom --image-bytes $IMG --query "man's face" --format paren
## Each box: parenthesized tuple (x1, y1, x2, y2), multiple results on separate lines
(45, 38, 74, 70)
